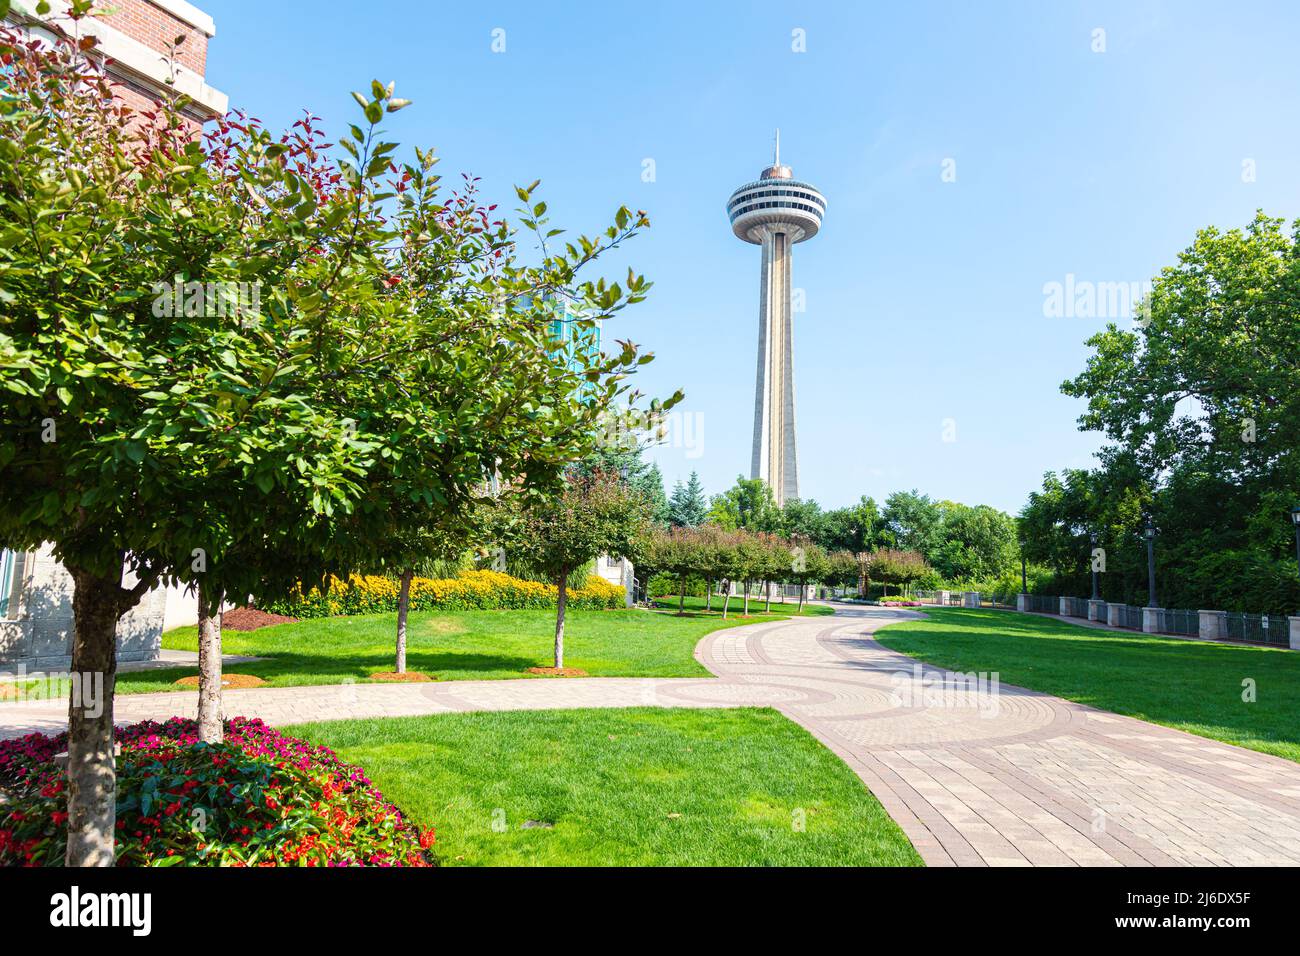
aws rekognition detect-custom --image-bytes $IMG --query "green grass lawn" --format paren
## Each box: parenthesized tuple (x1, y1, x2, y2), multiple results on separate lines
(876, 607, 1300, 763)
(294, 707, 922, 866)
(5, 602, 816, 698)
(653, 593, 834, 617)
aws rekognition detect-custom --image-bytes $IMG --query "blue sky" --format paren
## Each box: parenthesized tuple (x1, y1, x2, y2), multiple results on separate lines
(201, 0, 1300, 513)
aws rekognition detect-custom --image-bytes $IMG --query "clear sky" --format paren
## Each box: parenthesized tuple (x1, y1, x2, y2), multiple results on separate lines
(200, 0, 1300, 513)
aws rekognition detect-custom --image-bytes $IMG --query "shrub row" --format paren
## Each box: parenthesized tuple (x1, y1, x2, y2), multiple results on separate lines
(0, 717, 436, 867)
(261, 568, 625, 618)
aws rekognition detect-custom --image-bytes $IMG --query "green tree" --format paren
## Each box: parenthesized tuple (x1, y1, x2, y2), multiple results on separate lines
(824, 550, 860, 593)
(1064, 212, 1300, 484)
(788, 536, 829, 611)
(819, 496, 884, 552)
(930, 501, 1019, 583)
(640, 524, 700, 614)
(881, 491, 944, 556)
(692, 523, 735, 612)
(780, 496, 825, 541)
(1056, 212, 1300, 614)
(668, 471, 708, 528)
(708, 476, 780, 532)
(756, 532, 793, 612)
(859, 549, 931, 597)
(514, 470, 651, 667)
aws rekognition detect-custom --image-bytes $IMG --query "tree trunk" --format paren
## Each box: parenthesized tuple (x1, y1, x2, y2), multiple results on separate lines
(554, 574, 568, 668)
(705, 581, 712, 611)
(764, 580, 771, 613)
(798, 584, 806, 613)
(395, 568, 414, 674)
(678, 575, 685, 615)
(65, 567, 123, 867)
(743, 582, 750, 616)
(721, 582, 729, 619)
(196, 581, 224, 745)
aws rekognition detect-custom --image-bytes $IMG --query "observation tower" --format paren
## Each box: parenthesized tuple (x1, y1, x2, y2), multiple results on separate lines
(726, 131, 826, 504)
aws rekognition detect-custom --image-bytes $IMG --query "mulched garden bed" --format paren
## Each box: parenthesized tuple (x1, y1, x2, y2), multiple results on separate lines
(221, 607, 299, 631)
(525, 667, 589, 677)
(369, 671, 434, 683)
(172, 674, 269, 689)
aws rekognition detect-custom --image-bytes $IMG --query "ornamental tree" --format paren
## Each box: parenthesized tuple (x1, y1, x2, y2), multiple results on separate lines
(756, 533, 792, 612)
(511, 469, 652, 668)
(859, 548, 931, 597)
(787, 535, 828, 612)
(0, 21, 675, 864)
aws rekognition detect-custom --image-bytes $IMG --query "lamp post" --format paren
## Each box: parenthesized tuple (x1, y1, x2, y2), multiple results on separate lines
(1291, 506, 1300, 577)
(1089, 532, 1100, 601)
(1144, 517, 1157, 608)
(1020, 549, 1028, 595)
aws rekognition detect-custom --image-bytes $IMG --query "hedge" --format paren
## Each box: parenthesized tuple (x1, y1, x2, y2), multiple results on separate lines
(262, 569, 626, 618)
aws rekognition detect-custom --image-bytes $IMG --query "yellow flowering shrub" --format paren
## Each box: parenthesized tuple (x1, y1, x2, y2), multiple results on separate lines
(264, 569, 626, 618)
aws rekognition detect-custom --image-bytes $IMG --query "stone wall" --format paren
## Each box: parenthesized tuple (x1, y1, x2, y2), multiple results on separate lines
(0, 545, 166, 670)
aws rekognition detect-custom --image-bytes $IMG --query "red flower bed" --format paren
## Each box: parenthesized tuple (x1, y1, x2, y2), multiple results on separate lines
(0, 717, 436, 867)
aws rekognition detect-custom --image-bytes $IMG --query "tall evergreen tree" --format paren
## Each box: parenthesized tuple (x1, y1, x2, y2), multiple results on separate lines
(668, 471, 708, 527)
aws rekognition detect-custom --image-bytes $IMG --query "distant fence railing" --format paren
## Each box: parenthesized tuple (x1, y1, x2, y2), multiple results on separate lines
(911, 591, 964, 606)
(1115, 604, 1144, 630)
(1160, 607, 1198, 637)
(882, 589, 1293, 649)
(1062, 596, 1088, 618)
(1016, 597, 1293, 648)
(1026, 594, 1059, 614)
(1225, 612, 1289, 647)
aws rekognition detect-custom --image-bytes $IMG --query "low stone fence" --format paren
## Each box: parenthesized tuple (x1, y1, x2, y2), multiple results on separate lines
(904, 590, 1298, 650)
(1010, 595, 1298, 650)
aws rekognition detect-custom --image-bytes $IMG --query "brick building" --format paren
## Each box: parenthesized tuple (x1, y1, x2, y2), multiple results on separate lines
(0, 0, 227, 672)
(6, 0, 226, 123)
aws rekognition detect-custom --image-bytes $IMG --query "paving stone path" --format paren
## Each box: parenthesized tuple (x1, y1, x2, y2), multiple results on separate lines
(3, 604, 1299, 866)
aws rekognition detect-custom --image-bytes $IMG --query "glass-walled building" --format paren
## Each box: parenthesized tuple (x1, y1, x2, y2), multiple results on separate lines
(536, 295, 602, 373)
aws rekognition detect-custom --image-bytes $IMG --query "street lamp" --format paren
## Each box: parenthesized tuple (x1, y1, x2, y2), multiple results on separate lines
(1144, 517, 1157, 607)
(1089, 531, 1100, 601)
(1291, 506, 1300, 577)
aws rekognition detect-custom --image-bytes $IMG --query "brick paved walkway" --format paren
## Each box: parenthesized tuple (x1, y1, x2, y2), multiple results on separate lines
(695, 607, 1300, 866)
(3, 605, 1299, 866)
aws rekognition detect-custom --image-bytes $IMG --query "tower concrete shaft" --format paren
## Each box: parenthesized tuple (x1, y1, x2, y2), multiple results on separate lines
(751, 225, 799, 503)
